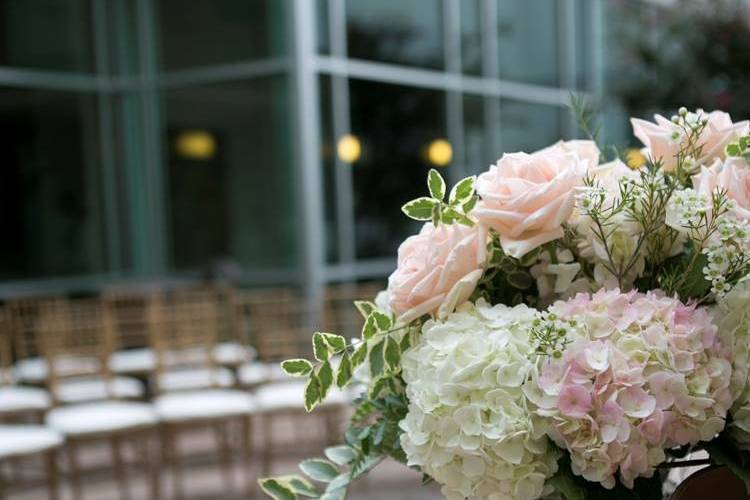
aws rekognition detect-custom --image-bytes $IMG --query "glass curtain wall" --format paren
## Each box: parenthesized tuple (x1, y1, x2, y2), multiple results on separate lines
(0, 0, 602, 297)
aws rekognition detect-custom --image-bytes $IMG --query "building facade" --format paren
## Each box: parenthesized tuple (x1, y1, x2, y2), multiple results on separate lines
(0, 0, 603, 298)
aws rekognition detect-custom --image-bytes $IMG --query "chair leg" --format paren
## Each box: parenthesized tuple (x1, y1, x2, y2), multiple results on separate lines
(164, 426, 184, 500)
(66, 440, 83, 500)
(262, 415, 273, 477)
(144, 429, 161, 500)
(46, 449, 60, 500)
(110, 435, 131, 500)
(241, 416, 254, 496)
(213, 422, 235, 494)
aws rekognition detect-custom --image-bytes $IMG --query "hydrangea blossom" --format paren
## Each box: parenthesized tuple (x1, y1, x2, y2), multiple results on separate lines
(528, 289, 734, 489)
(399, 300, 559, 500)
(716, 278, 750, 449)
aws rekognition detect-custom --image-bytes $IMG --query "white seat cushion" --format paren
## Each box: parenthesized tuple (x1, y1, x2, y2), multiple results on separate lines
(46, 401, 157, 436)
(213, 342, 256, 366)
(55, 376, 144, 404)
(255, 381, 347, 412)
(0, 425, 63, 459)
(15, 356, 100, 383)
(157, 367, 234, 392)
(109, 348, 156, 375)
(0, 386, 51, 413)
(237, 362, 287, 386)
(154, 390, 255, 422)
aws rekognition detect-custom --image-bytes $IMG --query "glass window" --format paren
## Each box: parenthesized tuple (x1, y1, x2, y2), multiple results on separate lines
(0, 88, 105, 279)
(157, 0, 286, 70)
(461, 0, 482, 76)
(463, 94, 490, 174)
(316, 0, 330, 55)
(346, 0, 444, 69)
(348, 79, 446, 259)
(0, 0, 94, 72)
(499, 100, 564, 153)
(163, 77, 296, 273)
(498, 0, 560, 86)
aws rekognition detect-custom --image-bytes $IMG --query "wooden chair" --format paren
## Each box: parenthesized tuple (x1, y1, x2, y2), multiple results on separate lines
(0, 308, 51, 422)
(234, 289, 306, 388)
(322, 281, 385, 339)
(38, 298, 160, 500)
(147, 289, 255, 499)
(0, 424, 63, 500)
(7, 296, 67, 385)
(103, 288, 159, 380)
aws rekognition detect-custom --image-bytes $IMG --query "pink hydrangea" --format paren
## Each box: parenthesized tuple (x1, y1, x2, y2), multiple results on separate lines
(529, 289, 733, 489)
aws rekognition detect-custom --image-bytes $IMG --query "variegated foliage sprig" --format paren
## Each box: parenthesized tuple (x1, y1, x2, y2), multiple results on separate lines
(260, 301, 418, 499)
(401, 168, 477, 226)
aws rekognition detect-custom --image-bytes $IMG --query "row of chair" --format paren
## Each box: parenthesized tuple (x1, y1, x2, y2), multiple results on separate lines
(0, 282, 381, 500)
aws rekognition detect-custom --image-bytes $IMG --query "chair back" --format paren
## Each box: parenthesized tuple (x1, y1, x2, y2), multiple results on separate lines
(242, 288, 308, 361)
(36, 298, 116, 404)
(7, 295, 64, 363)
(322, 281, 384, 339)
(147, 288, 222, 393)
(0, 308, 13, 386)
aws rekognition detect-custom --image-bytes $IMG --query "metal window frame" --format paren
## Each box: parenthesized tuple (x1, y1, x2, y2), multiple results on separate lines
(0, 0, 601, 299)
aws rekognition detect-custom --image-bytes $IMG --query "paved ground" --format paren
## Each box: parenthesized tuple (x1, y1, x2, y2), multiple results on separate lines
(4, 421, 443, 500)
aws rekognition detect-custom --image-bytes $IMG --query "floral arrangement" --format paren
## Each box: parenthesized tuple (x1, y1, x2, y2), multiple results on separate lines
(260, 106, 750, 500)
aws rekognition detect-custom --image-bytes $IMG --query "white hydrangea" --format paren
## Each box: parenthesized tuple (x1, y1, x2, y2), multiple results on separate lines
(717, 277, 750, 449)
(399, 299, 559, 500)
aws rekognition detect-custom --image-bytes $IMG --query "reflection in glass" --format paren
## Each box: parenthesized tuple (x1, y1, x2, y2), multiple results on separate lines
(346, 0, 443, 69)
(0, 88, 104, 279)
(498, 0, 560, 86)
(349, 79, 446, 259)
(158, 0, 286, 70)
(500, 100, 564, 153)
(0, 0, 93, 72)
(163, 77, 296, 272)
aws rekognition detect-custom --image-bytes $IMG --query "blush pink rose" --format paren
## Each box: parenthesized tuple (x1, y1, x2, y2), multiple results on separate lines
(693, 157, 750, 219)
(631, 110, 749, 172)
(387, 222, 484, 323)
(474, 140, 598, 258)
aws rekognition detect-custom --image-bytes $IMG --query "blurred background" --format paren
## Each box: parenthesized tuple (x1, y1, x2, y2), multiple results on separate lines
(1, 0, 750, 499)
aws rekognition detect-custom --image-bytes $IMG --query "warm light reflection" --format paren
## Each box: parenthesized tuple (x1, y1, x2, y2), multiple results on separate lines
(337, 133, 362, 163)
(176, 130, 217, 160)
(427, 138, 453, 167)
(627, 148, 647, 169)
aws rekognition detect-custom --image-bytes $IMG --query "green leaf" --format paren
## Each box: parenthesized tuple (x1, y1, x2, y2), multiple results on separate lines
(427, 168, 446, 200)
(351, 342, 367, 367)
(280, 359, 313, 377)
(324, 445, 356, 466)
(335, 353, 352, 389)
(706, 437, 750, 494)
(449, 175, 476, 203)
(259, 479, 297, 500)
(727, 143, 742, 156)
(548, 461, 586, 500)
(312, 332, 330, 362)
(369, 340, 385, 378)
(401, 197, 438, 221)
(368, 376, 388, 399)
(320, 488, 346, 500)
(325, 474, 351, 492)
(286, 476, 318, 497)
(441, 206, 460, 225)
(361, 314, 378, 340)
(304, 375, 321, 412)
(507, 270, 533, 289)
(462, 194, 478, 214)
(353, 300, 376, 318)
(384, 336, 401, 371)
(370, 310, 392, 331)
(317, 361, 333, 399)
(320, 332, 346, 353)
(399, 330, 412, 352)
(299, 458, 339, 483)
